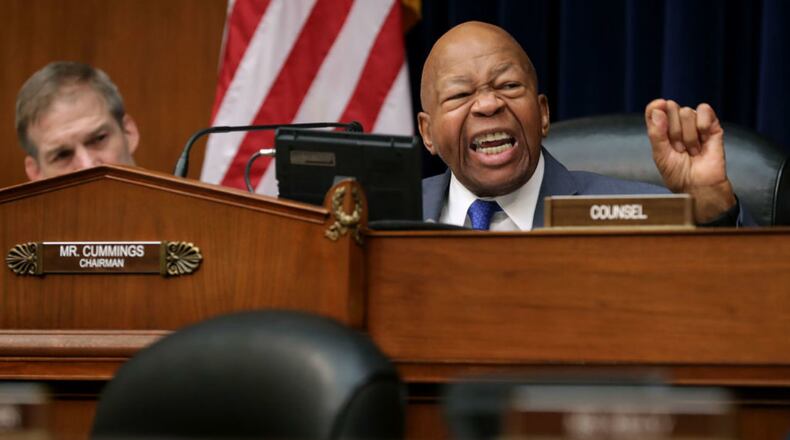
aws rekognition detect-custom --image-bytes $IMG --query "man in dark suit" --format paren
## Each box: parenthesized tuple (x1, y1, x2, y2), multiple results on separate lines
(418, 21, 748, 229)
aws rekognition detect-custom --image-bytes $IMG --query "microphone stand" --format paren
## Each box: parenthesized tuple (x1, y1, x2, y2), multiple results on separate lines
(173, 121, 363, 178)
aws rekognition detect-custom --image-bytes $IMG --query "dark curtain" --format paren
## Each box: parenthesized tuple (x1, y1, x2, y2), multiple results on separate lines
(405, 0, 790, 175)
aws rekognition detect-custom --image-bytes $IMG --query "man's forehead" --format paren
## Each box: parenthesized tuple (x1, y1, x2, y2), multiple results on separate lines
(35, 86, 109, 123)
(31, 92, 113, 143)
(420, 22, 534, 108)
(51, 84, 106, 108)
(435, 58, 522, 85)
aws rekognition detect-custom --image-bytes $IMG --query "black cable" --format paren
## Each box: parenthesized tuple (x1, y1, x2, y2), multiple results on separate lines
(244, 150, 272, 193)
(173, 121, 363, 177)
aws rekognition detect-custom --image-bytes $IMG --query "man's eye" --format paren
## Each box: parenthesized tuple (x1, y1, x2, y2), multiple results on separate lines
(53, 150, 74, 162)
(447, 92, 471, 101)
(87, 134, 108, 146)
(501, 82, 521, 89)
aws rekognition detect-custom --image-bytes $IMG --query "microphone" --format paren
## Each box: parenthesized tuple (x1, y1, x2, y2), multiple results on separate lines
(173, 121, 364, 178)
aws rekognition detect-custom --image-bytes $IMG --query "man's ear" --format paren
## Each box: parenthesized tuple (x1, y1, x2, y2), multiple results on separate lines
(417, 112, 438, 155)
(538, 94, 550, 137)
(24, 156, 43, 181)
(122, 114, 140, 155)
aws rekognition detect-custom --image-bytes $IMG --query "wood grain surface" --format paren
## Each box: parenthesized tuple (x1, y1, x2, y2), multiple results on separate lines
(365, 228, 790, 365)
(0, 166, 365, 330)
(1, 0, 226, 188)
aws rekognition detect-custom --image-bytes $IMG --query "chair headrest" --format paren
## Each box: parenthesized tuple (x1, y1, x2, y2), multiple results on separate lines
(92, 310, 404, 439)
(543, 114, 789, 225)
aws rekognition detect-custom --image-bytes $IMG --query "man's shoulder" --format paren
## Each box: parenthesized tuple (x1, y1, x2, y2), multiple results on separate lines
(567, 170, 670, 196)
(539, 147, 669, 198)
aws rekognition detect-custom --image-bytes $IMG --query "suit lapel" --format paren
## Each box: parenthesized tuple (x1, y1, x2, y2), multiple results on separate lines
(422, 170, 451, 221)
(533, 148, 579, 228)
(421, 149, 577, 228)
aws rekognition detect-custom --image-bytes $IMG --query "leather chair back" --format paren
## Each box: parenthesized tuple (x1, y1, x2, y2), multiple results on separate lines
(543, 114, 790, 225)
(91, 310, 405, 439)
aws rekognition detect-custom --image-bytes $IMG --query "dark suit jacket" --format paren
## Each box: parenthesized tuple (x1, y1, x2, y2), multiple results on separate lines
(422, 148, 752, 227)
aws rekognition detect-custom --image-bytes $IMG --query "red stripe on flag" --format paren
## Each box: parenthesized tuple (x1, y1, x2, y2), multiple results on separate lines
(220, 0, 354, 189)
(338, 1, 405, 132)
(211, 0, 272, 120)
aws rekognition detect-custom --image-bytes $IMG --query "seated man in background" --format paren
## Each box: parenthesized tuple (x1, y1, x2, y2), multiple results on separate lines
(15, 61, 139, 181)
(418, 21, 750, 229)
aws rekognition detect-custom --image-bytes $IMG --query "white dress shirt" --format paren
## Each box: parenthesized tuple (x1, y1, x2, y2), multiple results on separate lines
(438, 152, 546, 231)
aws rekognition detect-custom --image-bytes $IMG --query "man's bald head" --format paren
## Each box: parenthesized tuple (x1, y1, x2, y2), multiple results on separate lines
(420, 21, 537, 112)
(416, 21, 550, 197)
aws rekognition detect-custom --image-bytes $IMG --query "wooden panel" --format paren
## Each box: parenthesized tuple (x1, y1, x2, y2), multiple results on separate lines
(0, 0, 226, 188)
(396, 363, 790, 388)
(365, 228, 790, 365)
(49, 390, 101, 440)
(405, 401, 449, 440)
(0, 167, 365, 329)
(30, 385, 790, 440)
(737, 406, 790, 440)
(2, 175, 790, 439)
(402, 391, 790, 440)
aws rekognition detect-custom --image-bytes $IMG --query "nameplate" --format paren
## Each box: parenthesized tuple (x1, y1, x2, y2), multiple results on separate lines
(544, 194, 693, 228)
(6, 241, 202, 276)
(503, 385, 734, 439)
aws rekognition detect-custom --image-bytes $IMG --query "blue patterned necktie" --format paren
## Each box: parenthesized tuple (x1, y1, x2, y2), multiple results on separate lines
(467, 199, 503, 230)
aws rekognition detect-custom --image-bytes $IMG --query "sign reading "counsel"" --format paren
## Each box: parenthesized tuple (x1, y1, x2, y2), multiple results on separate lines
(543, 194, 693, 228)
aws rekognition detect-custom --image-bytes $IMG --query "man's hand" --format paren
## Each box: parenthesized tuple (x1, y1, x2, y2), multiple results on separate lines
(645, 99, 737, 223)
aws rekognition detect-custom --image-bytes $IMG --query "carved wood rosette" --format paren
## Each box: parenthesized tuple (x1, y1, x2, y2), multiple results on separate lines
(162, 241, 203, 276)
(5, 242, 40, 276)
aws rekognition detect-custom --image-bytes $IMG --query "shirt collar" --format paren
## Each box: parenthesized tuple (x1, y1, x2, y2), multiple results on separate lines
(440, 152, 545, 230)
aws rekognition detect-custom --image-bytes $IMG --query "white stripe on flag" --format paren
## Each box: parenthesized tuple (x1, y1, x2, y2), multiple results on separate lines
(256, 0, 394, 196)
(206, 0, 416, 198)
(256, 158, 278, 196)
(292, 0, 394, 125)
(372, 61, 414, 135)
(217, 0, 237, 70)
(201, 0, 317, 184)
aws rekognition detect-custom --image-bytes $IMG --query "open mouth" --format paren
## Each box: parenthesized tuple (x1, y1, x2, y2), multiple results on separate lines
(470, 131, 516, 155)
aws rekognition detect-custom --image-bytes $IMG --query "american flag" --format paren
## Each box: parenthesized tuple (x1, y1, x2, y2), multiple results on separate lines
(200, 0, 416, 195)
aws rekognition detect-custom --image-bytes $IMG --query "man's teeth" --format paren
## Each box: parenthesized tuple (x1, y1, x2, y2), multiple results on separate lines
(472, 131, 514, 154)
(475, 131, 511, 143)
(478, 143, 513, 154)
